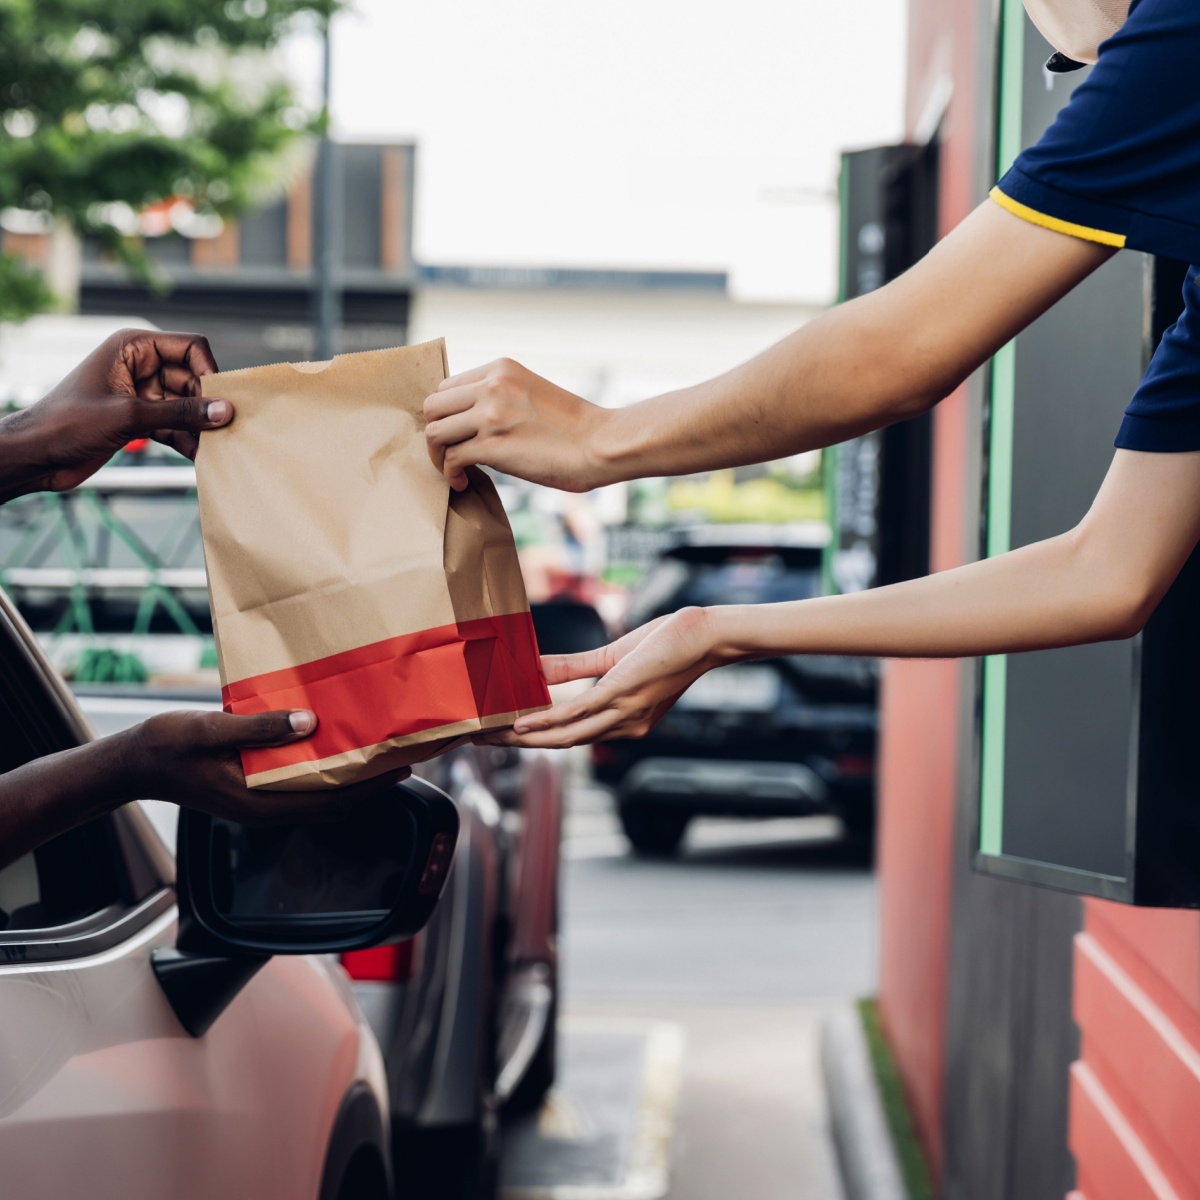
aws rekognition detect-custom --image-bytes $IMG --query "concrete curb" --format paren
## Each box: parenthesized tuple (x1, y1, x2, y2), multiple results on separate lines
(820, 1005, 908, 1200)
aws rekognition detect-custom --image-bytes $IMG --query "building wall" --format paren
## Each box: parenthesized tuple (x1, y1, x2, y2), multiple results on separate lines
(409, 284, 819, 411)
(876, 657, 958, 1178)
(875, 0, 995, 1178)
(893, 3, 1200, 1199)
(1070, 902, 1200, 1200)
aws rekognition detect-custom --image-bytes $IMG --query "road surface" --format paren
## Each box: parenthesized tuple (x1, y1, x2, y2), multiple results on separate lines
(502, 781, 878, 1200)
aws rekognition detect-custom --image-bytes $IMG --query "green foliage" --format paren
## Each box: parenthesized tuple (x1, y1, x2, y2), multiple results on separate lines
(857, 998, 934, 1200)
(665, 470, 827, 525)
(0, 250, 55, 321)
(199, 637, 219, 670)
(0, 0, 335, 318)
(74, 646, 149, 684)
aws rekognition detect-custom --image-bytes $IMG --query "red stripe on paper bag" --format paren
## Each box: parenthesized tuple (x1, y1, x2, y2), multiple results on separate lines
(222, 610, 550, 776)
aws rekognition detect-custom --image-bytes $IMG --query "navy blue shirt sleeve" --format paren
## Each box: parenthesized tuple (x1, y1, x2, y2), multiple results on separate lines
(994, 0, 1200, 265)
(1115, 268, 1200, 450)
(989, 0, 1200, 453)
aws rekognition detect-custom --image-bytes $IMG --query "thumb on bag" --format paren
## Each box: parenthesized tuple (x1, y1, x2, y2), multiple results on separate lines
(132, 393, 232, 435)
(202, 710, 318, 750)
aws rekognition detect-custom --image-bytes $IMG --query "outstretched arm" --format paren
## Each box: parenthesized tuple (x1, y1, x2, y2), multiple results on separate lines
(489, 448, 1200, 747)
(426, 201, 1113, 491)
(0, 711, 408, 870)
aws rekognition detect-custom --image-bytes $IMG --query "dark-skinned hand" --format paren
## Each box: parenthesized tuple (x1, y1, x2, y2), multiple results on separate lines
(0, 708, 410, 871)
(0, 327, 231, 500)
(122, 709, 411, 826)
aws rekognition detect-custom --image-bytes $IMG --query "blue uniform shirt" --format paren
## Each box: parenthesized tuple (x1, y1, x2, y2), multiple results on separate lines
(991, 0, 1200, 452)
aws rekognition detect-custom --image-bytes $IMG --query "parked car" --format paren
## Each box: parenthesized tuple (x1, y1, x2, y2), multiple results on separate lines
(73, 598, 596, 1200)
(592, 525, 879, 858)
(303, 600, 608, 1200)
(0, 587, 457, 1200)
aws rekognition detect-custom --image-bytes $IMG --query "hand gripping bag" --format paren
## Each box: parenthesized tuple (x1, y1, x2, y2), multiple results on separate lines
(196, 339, 550, 789)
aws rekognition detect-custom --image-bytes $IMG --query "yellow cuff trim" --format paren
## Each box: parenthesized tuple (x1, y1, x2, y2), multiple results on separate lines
(990, 186, 1126, 248)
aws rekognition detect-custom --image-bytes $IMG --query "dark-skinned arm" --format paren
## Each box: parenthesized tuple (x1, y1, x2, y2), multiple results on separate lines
(0, 710, 408, 871)
(0, 327, 232, 503)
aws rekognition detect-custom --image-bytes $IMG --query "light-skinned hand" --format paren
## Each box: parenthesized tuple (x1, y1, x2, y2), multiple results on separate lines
(424, 358, 607, 493)
(479, 607, 722, 749)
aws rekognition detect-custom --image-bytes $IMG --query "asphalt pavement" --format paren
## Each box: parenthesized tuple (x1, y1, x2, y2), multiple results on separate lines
(502, 778, 877, 1200)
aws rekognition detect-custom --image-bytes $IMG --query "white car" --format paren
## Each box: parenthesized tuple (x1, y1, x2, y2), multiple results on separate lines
(0, 590, 457, 1200)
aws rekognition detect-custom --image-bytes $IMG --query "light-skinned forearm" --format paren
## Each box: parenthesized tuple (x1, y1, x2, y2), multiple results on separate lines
(708, 448, 1200, 663)
(592, 202, 1113, 484)
(709, 532, 1139, 665)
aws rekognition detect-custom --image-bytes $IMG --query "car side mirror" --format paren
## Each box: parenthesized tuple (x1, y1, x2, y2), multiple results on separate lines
(152, 776, 458, 1036)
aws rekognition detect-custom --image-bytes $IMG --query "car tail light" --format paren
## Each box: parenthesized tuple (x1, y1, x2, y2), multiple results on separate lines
(124, 438, 149, 453)
(591, 744, 619, 765)
(341, 935, 423, 983)
(834, 754, 876, 779)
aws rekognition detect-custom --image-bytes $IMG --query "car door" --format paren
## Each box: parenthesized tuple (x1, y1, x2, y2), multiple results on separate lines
(0, 600, 288, 1200)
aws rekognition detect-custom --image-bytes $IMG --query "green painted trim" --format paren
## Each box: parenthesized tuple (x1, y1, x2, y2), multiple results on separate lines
(979, 0, 1026, 857)
(996, 0, 1027, 174)
(980, 654, 1008, 855)
(986, 340, 1016, 560)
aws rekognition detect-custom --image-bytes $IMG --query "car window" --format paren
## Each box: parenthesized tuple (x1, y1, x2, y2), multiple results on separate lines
(0, 616, 131, 936)
(626, 554, 820, 625)
(678, 560, 820, 607)
(624, 559, 691, 628)
(0, 854, 40, 932)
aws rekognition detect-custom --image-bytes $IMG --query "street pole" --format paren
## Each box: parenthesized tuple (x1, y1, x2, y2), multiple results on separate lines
(314, 14, 341, 361)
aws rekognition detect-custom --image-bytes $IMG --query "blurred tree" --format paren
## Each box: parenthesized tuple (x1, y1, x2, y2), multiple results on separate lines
(0, 0, 334, 318)
(0, 248, 54, 321)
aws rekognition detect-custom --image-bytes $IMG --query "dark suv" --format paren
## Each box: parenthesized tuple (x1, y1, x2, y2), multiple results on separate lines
(592, 525, 879, 857)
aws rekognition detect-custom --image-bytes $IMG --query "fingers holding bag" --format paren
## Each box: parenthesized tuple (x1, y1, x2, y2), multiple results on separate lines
(124, 709, 411, 825)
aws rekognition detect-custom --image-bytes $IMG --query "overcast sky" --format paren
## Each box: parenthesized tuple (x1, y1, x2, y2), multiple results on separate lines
(300, 1, 907, 304)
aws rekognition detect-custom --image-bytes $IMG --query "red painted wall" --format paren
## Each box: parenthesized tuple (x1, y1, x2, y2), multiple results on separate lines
(876, 0, 988, 1182)
(876, 657, 957, 1179)
(1069, 901, 1200, 1200)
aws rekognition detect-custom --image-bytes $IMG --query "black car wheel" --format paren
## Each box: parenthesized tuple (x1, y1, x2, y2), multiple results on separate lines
(396, 925, 502, 1200)
(394, 1108, 499, 1200)
(619, 800, 689, 858)
(841, 804, 877, 861)
(333, 1146, 389, 1200)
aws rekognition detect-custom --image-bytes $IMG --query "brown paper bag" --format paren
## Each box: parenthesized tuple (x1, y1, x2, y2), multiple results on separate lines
(196, 339, 550, 790)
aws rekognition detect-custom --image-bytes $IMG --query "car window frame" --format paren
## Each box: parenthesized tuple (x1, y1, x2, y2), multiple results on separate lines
(0, 592, 174, 965)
